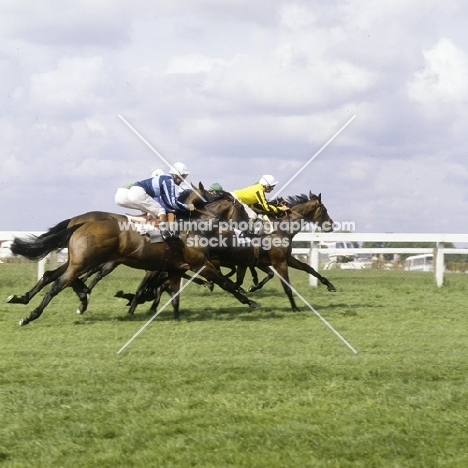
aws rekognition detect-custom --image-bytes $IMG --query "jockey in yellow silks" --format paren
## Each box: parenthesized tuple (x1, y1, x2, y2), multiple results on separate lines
(232, 174, 288, 220)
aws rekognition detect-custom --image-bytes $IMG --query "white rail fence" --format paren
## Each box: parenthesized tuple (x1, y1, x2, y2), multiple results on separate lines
(1, 231, 468, 287)
(292, 232, 468, 287)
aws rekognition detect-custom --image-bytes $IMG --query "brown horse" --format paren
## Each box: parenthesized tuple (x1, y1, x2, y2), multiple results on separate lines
(204, 192, 335, 311)
(7, 211, 126, 306)
(7, 189, 245, 309)
(119, 188, 337, 312)
(110, 186, 253, 315)
(129, 191, 336, 312)
(10, 215, 261, 325)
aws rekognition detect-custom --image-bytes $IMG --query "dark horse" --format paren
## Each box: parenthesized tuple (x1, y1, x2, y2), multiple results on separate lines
(111, 187, 254, 315)
(10, 196, 260, 325)
(7, 189, 246, 310)
(205, 191, 335, 311)
(10, 218, 261, 326)
(126, 191, 336, 312)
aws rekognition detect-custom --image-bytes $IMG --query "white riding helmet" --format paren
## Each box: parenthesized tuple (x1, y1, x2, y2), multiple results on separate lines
(169, 162, 190, 177)
(151, 168, 164, 177)
(259, 174, 278, 187)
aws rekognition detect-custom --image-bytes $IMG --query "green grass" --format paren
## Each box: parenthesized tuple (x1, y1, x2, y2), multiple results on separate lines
(1, 264, 468, 467)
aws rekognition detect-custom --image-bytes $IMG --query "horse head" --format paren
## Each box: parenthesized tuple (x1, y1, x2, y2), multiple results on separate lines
(286, 192, 333, 232)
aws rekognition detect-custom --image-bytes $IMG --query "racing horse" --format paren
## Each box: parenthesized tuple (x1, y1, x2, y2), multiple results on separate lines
(122, 191, 336, 313)
(7, 189, 245, 308)
(10, 215, 261, 325)
(205, 192, 335, 311)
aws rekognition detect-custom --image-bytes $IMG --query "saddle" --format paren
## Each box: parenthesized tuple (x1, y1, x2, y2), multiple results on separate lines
(125, 213, 161, 227)
(125, 214, 164, 243)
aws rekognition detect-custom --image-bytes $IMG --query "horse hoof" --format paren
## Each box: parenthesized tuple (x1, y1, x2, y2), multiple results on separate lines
(7, 295, 26, 304)
(19, 317, 28, 326)
(204, 282, 214, 292)
(327, 285, 337, 292)
(248, 301, 261, 309)
(247, 286, 256, 293)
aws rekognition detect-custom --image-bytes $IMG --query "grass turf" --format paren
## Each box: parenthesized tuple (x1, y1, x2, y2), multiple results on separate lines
(1, 264, 467, 467)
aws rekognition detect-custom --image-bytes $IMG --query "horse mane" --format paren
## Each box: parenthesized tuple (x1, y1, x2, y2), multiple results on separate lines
(177, 189, 192, 203)
(178, 188, 232, 207)
(275, 193, 319, 208)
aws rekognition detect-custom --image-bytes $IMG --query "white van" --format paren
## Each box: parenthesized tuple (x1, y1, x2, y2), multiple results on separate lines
(319, 241, 355, 263)
(404, 254, 433, 272)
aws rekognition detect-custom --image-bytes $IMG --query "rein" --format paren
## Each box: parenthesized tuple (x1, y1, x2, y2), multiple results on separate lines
(194, 208, 219, 219)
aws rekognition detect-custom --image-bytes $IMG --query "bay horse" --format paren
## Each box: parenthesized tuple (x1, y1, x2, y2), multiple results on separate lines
(187, 184, 336, 294)
(118, 187, 337, 312)
(205, 192, 335, 311)
(128, 191, 335, 312)
(111, 187, 253, 315)
(9, 192, 259, 325)
(7, 189, 245, 309)
(10, 217, 261, 325)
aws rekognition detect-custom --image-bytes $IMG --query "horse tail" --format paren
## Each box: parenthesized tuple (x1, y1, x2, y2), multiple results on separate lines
(11, 223, 84, 261)
(36, 218, 72, 239)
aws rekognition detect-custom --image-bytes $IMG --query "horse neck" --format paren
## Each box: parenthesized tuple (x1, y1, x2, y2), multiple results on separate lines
(205, 198, 248, 223)
(280, 200, 322, 236)
(291, 200, 321, 223)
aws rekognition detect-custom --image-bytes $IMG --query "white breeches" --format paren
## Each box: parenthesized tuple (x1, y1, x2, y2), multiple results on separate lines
(115, 188, 142, 211)
(126, 186, 166, 218)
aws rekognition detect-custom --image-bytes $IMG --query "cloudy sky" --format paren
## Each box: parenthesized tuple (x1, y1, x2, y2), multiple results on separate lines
(1, 0, 467, 234)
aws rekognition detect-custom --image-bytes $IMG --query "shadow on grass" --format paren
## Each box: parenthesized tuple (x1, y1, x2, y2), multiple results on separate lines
(73, 294, 371, 324)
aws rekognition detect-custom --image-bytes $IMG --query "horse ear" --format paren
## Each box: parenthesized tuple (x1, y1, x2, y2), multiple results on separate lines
(191, 182, 198, 190)
(309, 190, 313, 199)
(318, 193, 322, 202)
(198, 181, 205, 191)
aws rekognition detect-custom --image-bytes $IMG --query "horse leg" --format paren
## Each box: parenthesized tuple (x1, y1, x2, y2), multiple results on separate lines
(233, 265, 248, 294)
(249, 266, 259, 287)
(169, 275, 182, 321)
(150, 285, 163, 312)
(127, 271, 163, 315)
(181, 273, 213, 292)
(248, 265, 275, 292)
(7, 263, 68, 305)
(199, 261, 261, 309)
(79, 265, 103, 283)
(272, 262, 299, 312)
(86, 262, 119, 292)
(18, 271, 79, 326)
(72, 278, 91, 315)
(287, 255, 336, 292)
(223, 266, 236, 279)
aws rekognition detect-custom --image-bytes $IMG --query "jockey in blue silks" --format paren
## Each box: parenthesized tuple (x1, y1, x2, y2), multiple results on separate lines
(127, 162, 194, 239)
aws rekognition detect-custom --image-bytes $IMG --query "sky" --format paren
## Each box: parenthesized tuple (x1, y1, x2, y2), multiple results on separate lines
(1, 0, 468, 234)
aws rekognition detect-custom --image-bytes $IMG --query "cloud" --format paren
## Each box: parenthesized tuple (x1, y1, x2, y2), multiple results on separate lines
(408, 38, 468, 106)
(29, 56, 106, 119)
(1, 0, 467, 235)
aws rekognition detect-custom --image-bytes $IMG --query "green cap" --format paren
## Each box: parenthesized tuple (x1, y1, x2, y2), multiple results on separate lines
(209, 182, 223, 191)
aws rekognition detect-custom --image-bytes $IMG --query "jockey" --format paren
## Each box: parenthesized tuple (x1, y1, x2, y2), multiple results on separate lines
(127, 162, 195, 240)
(232, 174, 288, 221)
(208, 182, 223, 194)
(115, 168, 165, 211)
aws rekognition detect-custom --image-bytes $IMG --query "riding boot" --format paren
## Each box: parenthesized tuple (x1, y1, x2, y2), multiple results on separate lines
(160, 229, 171, 241)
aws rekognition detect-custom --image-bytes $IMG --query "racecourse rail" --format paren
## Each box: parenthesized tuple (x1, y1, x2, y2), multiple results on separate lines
(1, 231, 467, 287)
